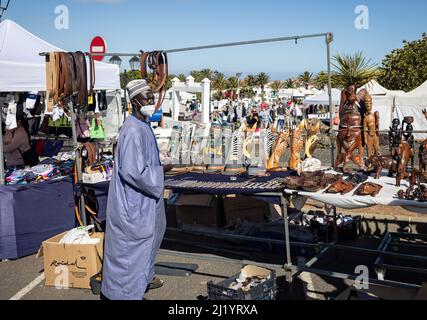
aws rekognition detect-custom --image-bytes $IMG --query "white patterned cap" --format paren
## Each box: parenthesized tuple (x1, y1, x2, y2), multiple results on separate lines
(126, 79, 152, 100)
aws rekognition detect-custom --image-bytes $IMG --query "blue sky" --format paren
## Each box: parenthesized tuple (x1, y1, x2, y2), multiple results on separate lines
(3, 0, 427, 79)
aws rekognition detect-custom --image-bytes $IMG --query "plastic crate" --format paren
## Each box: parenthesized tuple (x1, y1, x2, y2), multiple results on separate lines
(207, 269, 276, 300)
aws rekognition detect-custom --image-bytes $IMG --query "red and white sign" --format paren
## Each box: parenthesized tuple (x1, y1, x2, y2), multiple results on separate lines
(90, 36, 107, 61)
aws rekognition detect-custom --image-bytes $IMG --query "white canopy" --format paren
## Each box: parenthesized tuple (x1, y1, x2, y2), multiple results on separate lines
(0, 19, 120, 92)
(404, 80, 427, 97)
(304, 89, 341, 106)
(360, 80, 405, 96)
(394, 79, 427, 140)
(280, 87, 312, 98)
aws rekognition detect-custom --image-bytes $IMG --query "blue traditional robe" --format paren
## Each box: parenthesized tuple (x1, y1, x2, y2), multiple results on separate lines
(101, 115, 166, 300)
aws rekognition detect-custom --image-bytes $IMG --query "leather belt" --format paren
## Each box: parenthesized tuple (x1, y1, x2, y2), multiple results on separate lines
(48, 51, 95, 109)
(140, 51, 168, 113)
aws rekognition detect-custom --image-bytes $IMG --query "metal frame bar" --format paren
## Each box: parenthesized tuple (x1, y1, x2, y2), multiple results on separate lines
(375, 232, 427, 282)
(166, 186, 427, 293)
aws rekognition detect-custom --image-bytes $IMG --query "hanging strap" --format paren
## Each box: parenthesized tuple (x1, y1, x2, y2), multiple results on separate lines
(88, 54, 96, 98)
(139, 51, 169, 113)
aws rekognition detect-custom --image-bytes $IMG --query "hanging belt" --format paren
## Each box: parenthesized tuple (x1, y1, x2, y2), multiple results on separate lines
(140, 51, 168, 112)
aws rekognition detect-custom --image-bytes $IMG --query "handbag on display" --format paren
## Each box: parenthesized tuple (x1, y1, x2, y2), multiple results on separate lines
(90, 118, 106, 140)
(43, 140, 64, 157)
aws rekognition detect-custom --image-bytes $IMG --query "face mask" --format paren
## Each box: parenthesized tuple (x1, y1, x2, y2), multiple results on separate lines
(140, 104, 156, 118)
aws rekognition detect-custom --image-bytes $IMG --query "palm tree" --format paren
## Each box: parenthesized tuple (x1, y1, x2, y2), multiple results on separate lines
(200, 68, 214, 80)
(178, 74, 186, 82)
(212, 73, 227, 99)
(256, 72, 270, 92)
(245, 75, 257, 88)
(190, 70, 203, 82)
(298, 71, 314, 89)
(284, 78, 296, 89)
(332, 52, 379, 88)
(226, 76, 239, 101)
(270, 80, 284, 96)
(314, 72, 328, 90)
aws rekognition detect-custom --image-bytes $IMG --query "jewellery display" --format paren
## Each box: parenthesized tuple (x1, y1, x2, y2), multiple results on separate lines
(165, 177, 287, 191)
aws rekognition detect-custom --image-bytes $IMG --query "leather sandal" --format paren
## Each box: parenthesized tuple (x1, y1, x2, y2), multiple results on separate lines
(146, 277, 164, 293)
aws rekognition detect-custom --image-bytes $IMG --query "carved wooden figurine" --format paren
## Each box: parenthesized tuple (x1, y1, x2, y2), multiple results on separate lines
(365, 155, 398, 179)
(363, 95, 381, 159)
(267, 129, 290, 172)
(396, 141, 414, 187)
(289, 124, 305, 171)
(303, 119, 321, 159)
(335, 87, 365, 172)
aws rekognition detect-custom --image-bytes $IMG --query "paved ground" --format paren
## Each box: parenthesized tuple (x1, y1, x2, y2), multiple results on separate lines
(1, 230, 426, 301)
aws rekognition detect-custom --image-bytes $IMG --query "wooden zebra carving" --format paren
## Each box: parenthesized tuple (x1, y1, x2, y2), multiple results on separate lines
(267, 129, 290, 171)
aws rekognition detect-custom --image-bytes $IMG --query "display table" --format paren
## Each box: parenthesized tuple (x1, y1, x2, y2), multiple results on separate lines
(0, 178, 76, 260)
(285, 173, 427, 214)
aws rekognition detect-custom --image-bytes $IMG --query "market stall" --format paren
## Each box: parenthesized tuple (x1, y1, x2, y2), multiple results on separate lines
(0, 20, 120, 260)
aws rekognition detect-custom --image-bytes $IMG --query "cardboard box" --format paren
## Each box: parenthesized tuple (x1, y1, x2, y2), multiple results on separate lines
(223, 195, 269, 225)
(37, 232, 104, 289)
(175, 194, 222, 227)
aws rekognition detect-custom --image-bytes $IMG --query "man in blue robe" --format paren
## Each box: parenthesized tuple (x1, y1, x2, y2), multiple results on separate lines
(101, 80, 167, 300)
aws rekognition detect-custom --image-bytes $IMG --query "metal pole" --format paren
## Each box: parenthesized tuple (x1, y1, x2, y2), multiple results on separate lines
(39, 33, 332, 59)
(116, 89, 122, 130)
(123, 70, 128, 120)
(282, 194, 293, 282)
(0, 109, 4, 184)
(0, 0, 11, 23)
(326, 33, 335, 167)
(69, 106, 87, 226)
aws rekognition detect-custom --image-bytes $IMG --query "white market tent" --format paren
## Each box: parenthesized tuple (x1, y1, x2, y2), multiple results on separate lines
(280, 87, 311, 98)
(360, 80, 406, 97)
(394, 79, 427, 140)
(0, 19, 120, 92)
(304, 88, 341, 106)
(360, 80, 403, 132)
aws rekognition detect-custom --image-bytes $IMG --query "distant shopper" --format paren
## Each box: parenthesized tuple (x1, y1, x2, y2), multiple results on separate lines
(3, 117, 31, 168)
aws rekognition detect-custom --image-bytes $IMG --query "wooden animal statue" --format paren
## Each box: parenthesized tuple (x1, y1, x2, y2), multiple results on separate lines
(267, 129, 290, 171)
(396, 141, 414, 187)
(289, 123, 305, 171)
(365, 155, 398, 179)
(303, 119, 321, 159)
